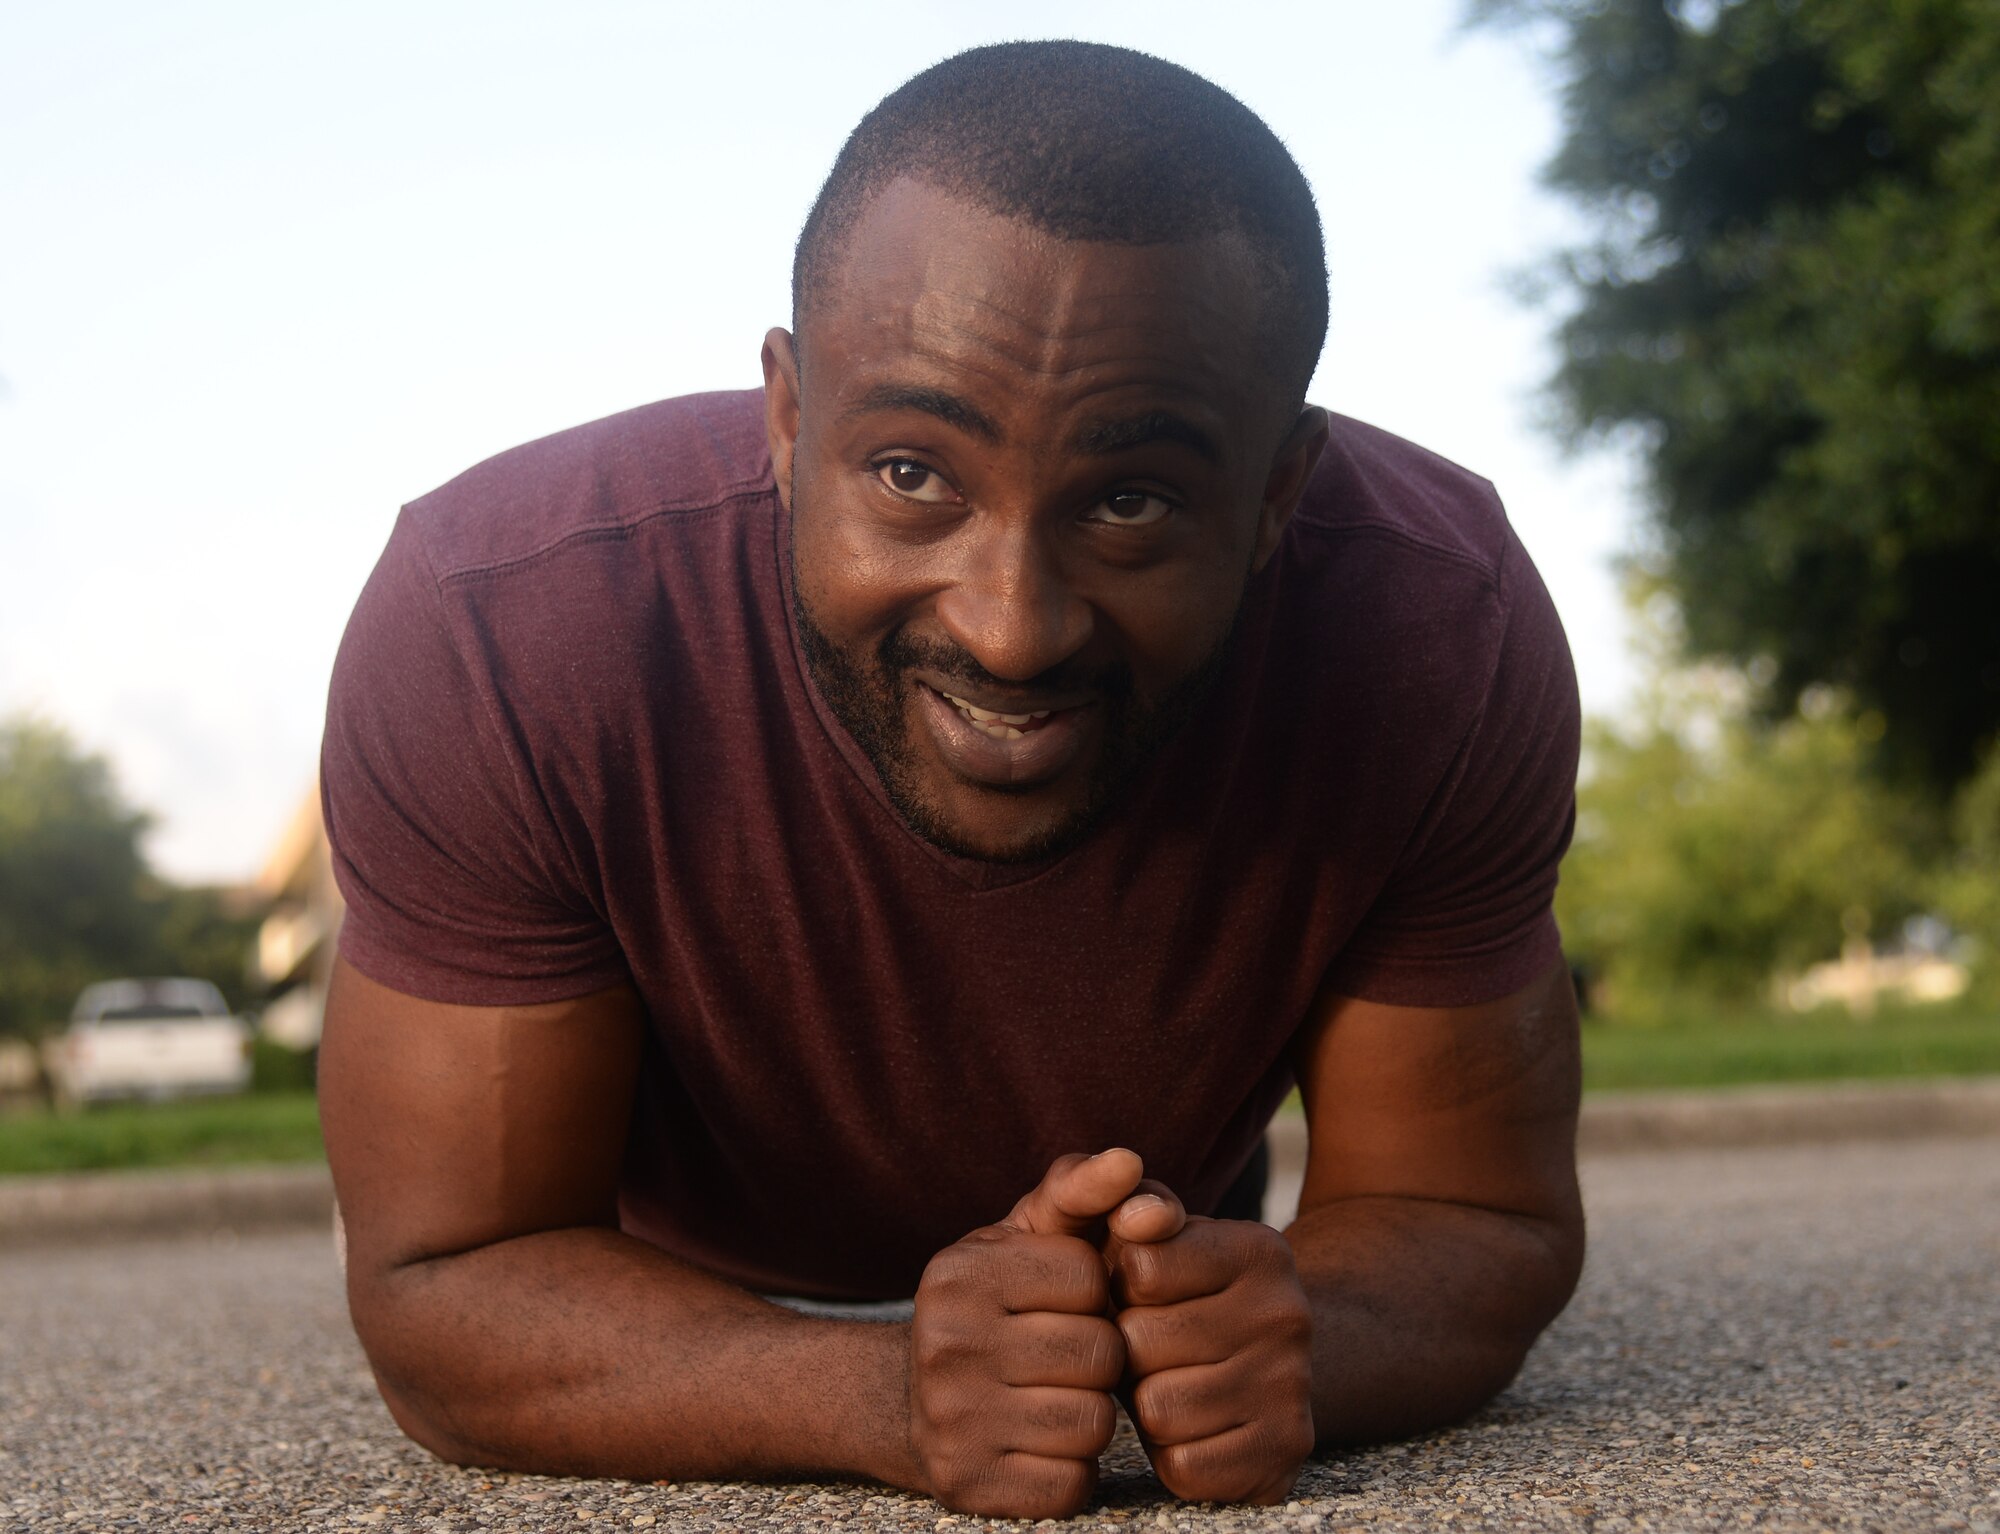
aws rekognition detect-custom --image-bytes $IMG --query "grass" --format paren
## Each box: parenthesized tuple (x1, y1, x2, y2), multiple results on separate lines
(0, 1091, 322, 1176)
(1581, 998, 2000, 1092)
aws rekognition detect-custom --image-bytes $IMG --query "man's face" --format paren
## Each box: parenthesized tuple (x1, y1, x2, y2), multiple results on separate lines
(764, 178, 1326, 863)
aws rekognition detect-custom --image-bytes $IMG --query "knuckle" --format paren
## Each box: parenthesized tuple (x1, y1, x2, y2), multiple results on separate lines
(1155, 1436, 1256, 1506)
(911, 1312, 985, 1378)
(1032, 1455, 1097, 1519)
(1117, 1304, 1181, 1371)
(1048, 1241, 1111, 1311)
(1083, 1320, 1127, 1387)
(1076, 1389, 1118, 1452)
(1119, 1243, 1169, 1304)
(920, 1242, 993, 1299)
(1026, 1386, 1111, 1445)
(1130, 1372, 1185, 1436)
(1150, 1440, 1211, 1499)
(911, 1373, 981, 1433)
(926, 1443, 994, 1510)
(1030, 1390, 1116, 1460)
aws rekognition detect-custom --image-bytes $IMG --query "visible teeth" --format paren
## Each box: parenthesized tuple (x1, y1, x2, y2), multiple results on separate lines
(940, 690, 1047, 727)
(938, 687, 1057, 741)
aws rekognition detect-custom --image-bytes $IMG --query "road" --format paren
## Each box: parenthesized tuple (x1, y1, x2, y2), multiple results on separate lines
(2, 1136, 1995, 1532)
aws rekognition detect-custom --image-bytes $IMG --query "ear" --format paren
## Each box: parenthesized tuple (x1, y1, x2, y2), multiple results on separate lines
(1251, 405, 1330, 575)
(761, 327, 802, 511)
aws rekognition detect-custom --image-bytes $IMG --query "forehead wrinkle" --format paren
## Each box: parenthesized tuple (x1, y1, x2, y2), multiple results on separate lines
(904, 297, 1241, 414)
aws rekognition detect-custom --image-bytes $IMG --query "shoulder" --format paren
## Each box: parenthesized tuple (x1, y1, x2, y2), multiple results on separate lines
(1245, 410, 1572, 797)
(400, 388, 774, 584)
(1290, 412, 1513, 589)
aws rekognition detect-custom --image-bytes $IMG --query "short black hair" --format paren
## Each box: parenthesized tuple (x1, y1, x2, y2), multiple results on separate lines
(792, 40, 1329, 406)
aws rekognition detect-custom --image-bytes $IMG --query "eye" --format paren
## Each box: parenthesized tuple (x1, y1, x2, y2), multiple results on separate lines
(873, 457, 958, 504)
(1085, 491, 1173, 528)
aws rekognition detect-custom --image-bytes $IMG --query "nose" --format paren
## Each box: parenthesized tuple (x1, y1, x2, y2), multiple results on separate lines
(933, 520, 1094, 682)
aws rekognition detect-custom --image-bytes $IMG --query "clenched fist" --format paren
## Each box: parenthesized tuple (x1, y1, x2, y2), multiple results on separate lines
(1108, 1215, 1315, 1504)
(908, 1150, 1183, 1517)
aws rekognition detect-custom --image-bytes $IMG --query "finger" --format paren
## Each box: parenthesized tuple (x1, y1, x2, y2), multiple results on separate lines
(1004, 1149, 1145, 1238)
(995, 1312, 1126, 1390)
(1105, 1178, 1187, 1246)
(984, 1231, 1112, 1315)
(1000, 1385, 1120, 1460)
(1128, 1358, 1256, 1447)
(918, 1230, 1112, 1329)
(1116, 1290, 1241, 1377)
(1114, 1217, 1293, 1309)
(1149, 1419, 1314, 1506)
(948, 1452, 1098, 1521)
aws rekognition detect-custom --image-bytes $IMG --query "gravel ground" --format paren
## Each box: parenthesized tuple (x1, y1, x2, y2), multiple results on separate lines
(1, 1136, 1994, 1533)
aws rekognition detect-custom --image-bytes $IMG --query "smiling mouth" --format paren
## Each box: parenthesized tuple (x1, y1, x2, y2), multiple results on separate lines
(933, 688, 1057, 739)
(912, 680, 1097, 789)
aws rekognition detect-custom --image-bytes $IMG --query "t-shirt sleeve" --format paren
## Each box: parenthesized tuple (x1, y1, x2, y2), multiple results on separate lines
(321, 509, 630, 1005)
(1321, 531, 1580, 1009)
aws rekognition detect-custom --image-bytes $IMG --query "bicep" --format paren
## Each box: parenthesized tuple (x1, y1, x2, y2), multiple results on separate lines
(1289, 958, 1582, 1231)
(319, 956, 647, 1282)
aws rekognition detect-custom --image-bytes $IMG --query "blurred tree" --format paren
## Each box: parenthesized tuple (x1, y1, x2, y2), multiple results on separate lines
(1936, 739, 2000, 994)
(1474, 0, 2000, 790)
(148, 884, 266, 1014)
(1557, 656, 1935, 1013)
(0, 717, 157, 1035)
(0, 714, 264, 1036)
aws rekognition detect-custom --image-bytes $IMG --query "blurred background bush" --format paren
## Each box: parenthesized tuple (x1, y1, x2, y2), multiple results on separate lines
(1477, 0, 2000, 1032)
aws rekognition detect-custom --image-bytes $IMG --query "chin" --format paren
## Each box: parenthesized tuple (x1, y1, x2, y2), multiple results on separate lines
(895, 779, 1103, 865)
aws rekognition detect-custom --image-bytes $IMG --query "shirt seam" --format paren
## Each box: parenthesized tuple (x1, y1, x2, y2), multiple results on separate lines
(1288, 516, 1502, 591)
(433, 475, 776, 587)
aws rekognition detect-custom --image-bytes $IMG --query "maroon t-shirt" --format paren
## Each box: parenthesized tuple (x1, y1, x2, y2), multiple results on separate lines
(322, 388, 1578, 1299)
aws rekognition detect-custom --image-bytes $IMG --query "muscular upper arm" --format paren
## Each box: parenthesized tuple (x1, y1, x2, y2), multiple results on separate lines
(318, 956, 647, 1292)
(1288, 957, 1583, 1251)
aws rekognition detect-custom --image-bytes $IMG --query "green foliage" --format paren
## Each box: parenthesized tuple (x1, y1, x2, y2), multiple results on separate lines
(0, 713, 266, 1037)
(0, 1091, 322, 1176)
(249, 1035, 317, 1094)
(148, 884, 265, 1014)
(1580, 993, 2000, 1090)
(1936, 737, 2000, 994)
(1474, 0, 2000, 790)
(1558, 660, 1937, 1011)
(0, 718, 158, 1036)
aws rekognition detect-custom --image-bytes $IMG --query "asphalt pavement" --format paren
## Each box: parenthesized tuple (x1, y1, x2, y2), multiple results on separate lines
(2, 1135, 1995, 1532)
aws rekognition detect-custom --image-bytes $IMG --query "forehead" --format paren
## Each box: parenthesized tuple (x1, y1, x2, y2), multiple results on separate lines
(802, 179, 1287, 442)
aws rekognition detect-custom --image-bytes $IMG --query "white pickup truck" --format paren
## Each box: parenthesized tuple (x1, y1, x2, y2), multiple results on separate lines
(41, 978, 253, 1107)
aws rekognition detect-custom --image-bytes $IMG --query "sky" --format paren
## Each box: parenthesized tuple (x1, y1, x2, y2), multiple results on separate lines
(0, 0, 1642, 886)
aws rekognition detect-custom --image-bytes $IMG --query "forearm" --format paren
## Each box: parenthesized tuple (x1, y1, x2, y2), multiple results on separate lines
(353, 1225, 921, 1488)
(1285, 1195, 1583, 1445)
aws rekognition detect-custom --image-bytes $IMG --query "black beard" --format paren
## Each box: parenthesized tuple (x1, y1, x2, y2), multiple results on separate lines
(789, 510, 1240, 865)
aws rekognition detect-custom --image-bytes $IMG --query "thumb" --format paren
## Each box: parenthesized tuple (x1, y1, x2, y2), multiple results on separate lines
(1004, 1149, 1146, 1238)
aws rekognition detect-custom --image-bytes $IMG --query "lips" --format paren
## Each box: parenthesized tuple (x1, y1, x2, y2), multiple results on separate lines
(915, 680, 1095, 786)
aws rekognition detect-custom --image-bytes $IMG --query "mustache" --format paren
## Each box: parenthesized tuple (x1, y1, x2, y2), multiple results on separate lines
(877, 628, 1132, 702)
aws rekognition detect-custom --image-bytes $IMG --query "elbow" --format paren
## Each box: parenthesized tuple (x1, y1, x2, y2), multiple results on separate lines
(345, 1266, 526, 1474)
(372, 1368, 497, 1470)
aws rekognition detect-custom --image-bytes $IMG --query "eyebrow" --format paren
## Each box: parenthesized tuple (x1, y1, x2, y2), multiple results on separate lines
(843, 384, 1002, 442)
(1069, 410, 1222, 465)
(842, 385, 1223, 466)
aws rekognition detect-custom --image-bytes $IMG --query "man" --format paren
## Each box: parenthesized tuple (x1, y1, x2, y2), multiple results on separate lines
(319, 40, 1584, 1520)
